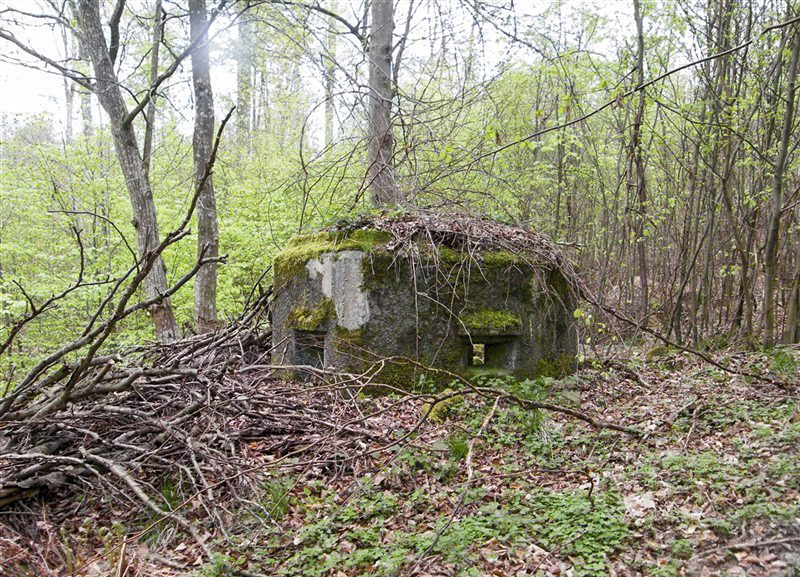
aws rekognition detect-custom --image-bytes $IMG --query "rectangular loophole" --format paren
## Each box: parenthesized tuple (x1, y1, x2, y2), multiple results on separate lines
(294, 330, 326, 369)
(470, 343, 485, 365)
(465, 338, 516, 370)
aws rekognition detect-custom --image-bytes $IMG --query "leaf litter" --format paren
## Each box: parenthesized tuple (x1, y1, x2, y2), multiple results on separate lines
(0, 340, 798, 577)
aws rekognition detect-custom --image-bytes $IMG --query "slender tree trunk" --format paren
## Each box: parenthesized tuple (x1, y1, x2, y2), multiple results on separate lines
(554, 96, 563, 239)
(669, 131, 702, 345)
(367, 0, 400, 206)
(764, 25, 800, 348)
(78, 38, 93, 137)
(324, 0, 338, 151)
(236, 11, 253, 147)
(784, 219, 800, 343)
(143, 0, 163, 177)
(629, 0, 649, 327)
(75, 0, 179, 343)
(61, 23, 74, 144)
(189, 0, 219, 334)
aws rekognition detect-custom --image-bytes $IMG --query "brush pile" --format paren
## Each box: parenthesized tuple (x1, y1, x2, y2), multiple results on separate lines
(0, 291, 406, 571)
(341, 212, 576, 274)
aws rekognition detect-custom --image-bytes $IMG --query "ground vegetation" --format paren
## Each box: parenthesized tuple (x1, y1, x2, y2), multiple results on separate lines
(0, 0, 799, 575)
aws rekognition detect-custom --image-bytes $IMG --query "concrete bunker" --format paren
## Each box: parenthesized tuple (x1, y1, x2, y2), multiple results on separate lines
(271, 215, 578, 389)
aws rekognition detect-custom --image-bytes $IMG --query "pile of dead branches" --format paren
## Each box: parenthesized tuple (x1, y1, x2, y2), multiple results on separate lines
(340, 212, 574, 273)
(0, 293, 413, 573)
(1, 293, 377, 494)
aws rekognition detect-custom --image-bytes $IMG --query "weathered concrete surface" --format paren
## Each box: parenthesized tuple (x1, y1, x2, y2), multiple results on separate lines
(272, 230, 577, 389)
(305, 251, 370, 330)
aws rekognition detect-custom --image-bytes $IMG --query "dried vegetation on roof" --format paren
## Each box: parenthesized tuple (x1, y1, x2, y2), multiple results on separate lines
(334, 212, 582, 289)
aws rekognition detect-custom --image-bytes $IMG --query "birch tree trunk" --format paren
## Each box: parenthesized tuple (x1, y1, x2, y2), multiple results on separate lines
(75, 0, 179, 343)
(189, 0, 219, 334)
(77, 38, 93, 137)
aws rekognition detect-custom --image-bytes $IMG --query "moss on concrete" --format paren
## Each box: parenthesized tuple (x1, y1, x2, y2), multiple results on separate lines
(333, 326, 364, 346)
(360, 249, 399, 291)
(347, 229, 392, 246)
(534, 352, 576, 378)
(460, 310, 521, 333)
(331, 328, 426, 394)
(274, 230, 391, 289)
(376, 361, 419, 391)
(429, 246, 533, 270)
(368, 359, 457, 394)
(285, 298, 336, 330)
(429, 342, 465, 368)
(433, 246, 464, 265)
(332, 326, 369, 371)
(481, 250, 530, 268)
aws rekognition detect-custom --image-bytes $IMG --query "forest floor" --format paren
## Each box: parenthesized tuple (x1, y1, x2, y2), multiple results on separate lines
(3, 347, 799, 577)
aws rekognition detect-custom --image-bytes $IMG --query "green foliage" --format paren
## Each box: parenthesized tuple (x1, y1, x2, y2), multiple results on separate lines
(160, 478, 182, 510)
(767, 348, 797, 375)
(194, 552, 247, 577)
(95, 522, 129, 575)
(446, 430, 469, 460)
(261, 477, 293, 521)
(505, 375, 551, 401)
(245, 479, 627, 577)
(670, 538, 694, 559)
(138, 477, 185, 545)
(649, 564, 680, 577)
(529, 490, 630, 574)
(470, 375, 551, 448)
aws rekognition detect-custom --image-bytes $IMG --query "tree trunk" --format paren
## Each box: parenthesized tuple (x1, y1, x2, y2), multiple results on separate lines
(324, 0, 338, 151)
(367, 0, 400, 206)
(236, 11, 253, 146)
(764, 25, 800, 348)
(60, 23, 74, 144)
(143, 0, 163, 177)
(784, 226, 800, 343)
(78, 37, 93, 137)
(189, 0, 219, 334)
(75, 0, 179, 343)
(629, 0, 649, 327)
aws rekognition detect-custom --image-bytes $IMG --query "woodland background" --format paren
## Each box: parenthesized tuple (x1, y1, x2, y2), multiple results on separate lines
(1, 0, 799, 358)
(0, 2, 799, 576)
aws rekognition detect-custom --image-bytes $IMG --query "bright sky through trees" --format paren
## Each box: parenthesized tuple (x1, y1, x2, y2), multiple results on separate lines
(0, 0, 635, 141)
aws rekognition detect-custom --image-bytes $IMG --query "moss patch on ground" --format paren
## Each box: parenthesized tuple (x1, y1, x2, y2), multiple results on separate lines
(420, 388, 458, 423)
